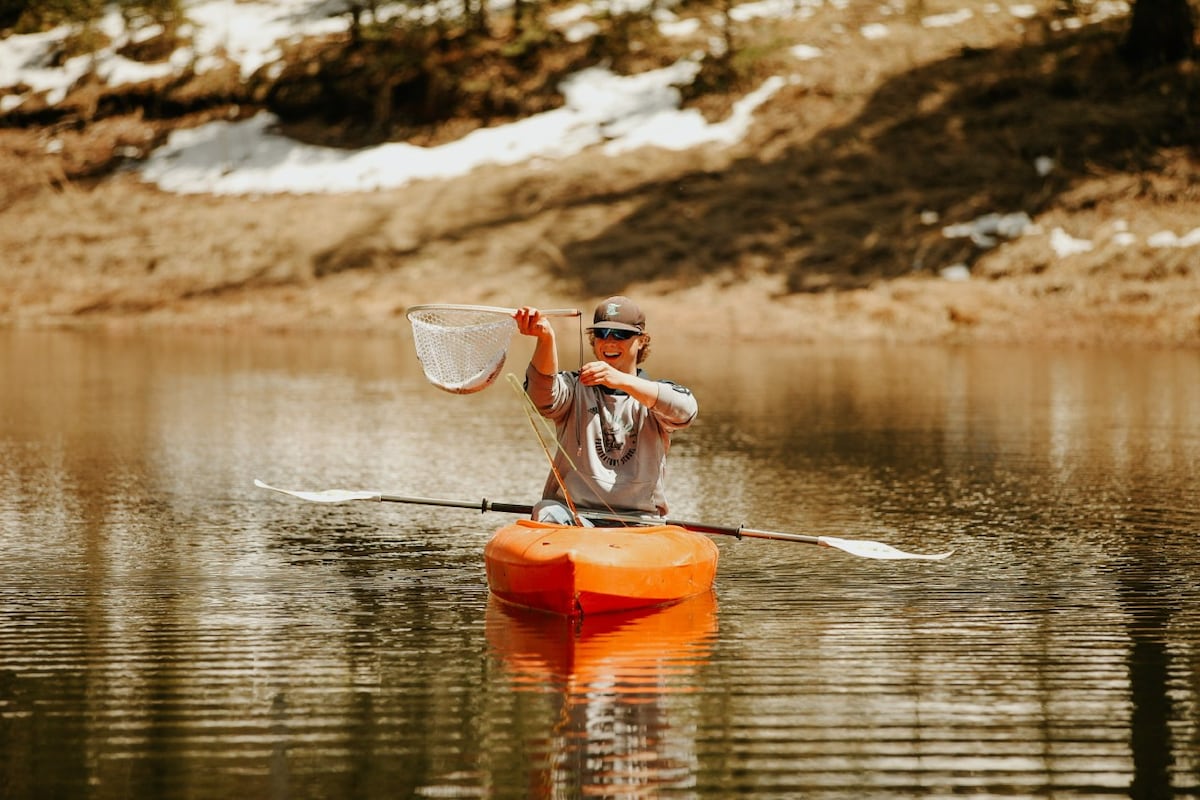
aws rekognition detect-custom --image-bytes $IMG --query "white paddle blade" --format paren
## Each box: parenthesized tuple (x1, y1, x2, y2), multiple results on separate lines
(255, 479, 380, 504)
(818, 535, 954, 561)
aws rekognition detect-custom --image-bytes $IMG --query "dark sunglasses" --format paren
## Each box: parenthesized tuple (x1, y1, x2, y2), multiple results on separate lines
(592, 327, 638, 341)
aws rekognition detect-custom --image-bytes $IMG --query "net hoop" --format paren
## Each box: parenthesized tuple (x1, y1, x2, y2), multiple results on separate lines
(405, 304, 581, 394)
(406, 305, 516, 394)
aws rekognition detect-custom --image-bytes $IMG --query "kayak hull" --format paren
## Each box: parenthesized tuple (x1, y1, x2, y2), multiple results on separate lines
(484, 519, 719, 617)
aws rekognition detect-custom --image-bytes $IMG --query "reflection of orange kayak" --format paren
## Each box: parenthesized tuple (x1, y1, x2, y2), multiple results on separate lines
(486, 591, 718, 694)
(484, 519, 720, 616)
(487, 593, 718, 796)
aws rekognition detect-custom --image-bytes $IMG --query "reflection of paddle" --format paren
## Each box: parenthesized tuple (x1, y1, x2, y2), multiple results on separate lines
(485, 592, 718, 697)
(254, 479, 953, 561)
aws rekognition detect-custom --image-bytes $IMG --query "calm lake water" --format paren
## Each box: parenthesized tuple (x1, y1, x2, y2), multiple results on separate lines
(1, 328, 1197, 799)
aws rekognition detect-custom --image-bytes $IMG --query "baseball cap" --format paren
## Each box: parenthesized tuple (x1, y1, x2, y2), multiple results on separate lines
(586, 296, 646, 333)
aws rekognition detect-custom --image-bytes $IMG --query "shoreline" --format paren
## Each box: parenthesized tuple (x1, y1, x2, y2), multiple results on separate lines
(5, 265, 1198, 349)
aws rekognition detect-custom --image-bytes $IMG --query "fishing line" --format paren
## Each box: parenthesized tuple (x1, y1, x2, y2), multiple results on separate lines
(574, 313, 584, 455)
(504, 316, 630, 526)
(505, 373, 585, 526)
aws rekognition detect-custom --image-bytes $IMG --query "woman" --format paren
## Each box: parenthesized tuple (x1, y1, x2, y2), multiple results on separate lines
(514, 296, 698, 524)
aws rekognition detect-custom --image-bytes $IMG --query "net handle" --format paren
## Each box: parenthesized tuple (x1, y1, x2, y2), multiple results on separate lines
(405, 304, 580, 318)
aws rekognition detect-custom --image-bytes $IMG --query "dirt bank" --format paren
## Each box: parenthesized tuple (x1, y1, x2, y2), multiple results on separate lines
(1, 3, 1197, 347)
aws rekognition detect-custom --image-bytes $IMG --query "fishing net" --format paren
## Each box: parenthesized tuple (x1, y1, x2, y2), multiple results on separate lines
(406, 304, 580, 394)
(407, 305, 517, 394)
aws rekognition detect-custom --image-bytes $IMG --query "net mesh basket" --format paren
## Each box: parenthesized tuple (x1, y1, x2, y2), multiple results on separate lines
(406, 305, 518, 394)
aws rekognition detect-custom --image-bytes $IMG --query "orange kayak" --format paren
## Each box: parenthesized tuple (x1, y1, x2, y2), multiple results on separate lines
(484, 519, 720, 616)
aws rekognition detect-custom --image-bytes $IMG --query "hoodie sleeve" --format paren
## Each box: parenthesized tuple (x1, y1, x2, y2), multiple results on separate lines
(650, 380, 698, 431)
(524, 364, 576, 420)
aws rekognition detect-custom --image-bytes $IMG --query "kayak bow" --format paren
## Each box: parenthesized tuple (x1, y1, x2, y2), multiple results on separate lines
(484, 519, 719, 616)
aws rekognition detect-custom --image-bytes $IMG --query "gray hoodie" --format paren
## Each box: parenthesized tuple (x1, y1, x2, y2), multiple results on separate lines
(524, 364, 698, 517)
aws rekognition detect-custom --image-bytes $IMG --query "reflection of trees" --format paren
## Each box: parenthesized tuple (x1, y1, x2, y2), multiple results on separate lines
(0, 331, 160, 797)
(1037, 353, 1197, 798)
(1113, 509, 1198, 797)
(5, 333, 1200, 796)
(1122, 572, 1173, 800)
(0, 330, 496, 797)
(670, 344, 1200, 794)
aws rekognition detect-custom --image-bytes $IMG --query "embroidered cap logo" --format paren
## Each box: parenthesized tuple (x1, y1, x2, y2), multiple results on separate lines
(605, 302, 620, 318)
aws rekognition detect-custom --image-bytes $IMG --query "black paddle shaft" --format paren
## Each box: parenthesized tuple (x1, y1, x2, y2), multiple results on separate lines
(377, 493, 820, 543)
(379, 494, 535, 516)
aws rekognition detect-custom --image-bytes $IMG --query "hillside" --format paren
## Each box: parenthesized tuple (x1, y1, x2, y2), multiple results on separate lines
(1, 0, 1197, 346)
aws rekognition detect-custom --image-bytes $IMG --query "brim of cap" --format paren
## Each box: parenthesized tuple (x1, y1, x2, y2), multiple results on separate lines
(586, 322, 643, 333)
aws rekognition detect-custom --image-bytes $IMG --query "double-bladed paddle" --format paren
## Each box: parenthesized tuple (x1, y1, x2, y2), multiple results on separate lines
(254, 479, 952, 561)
